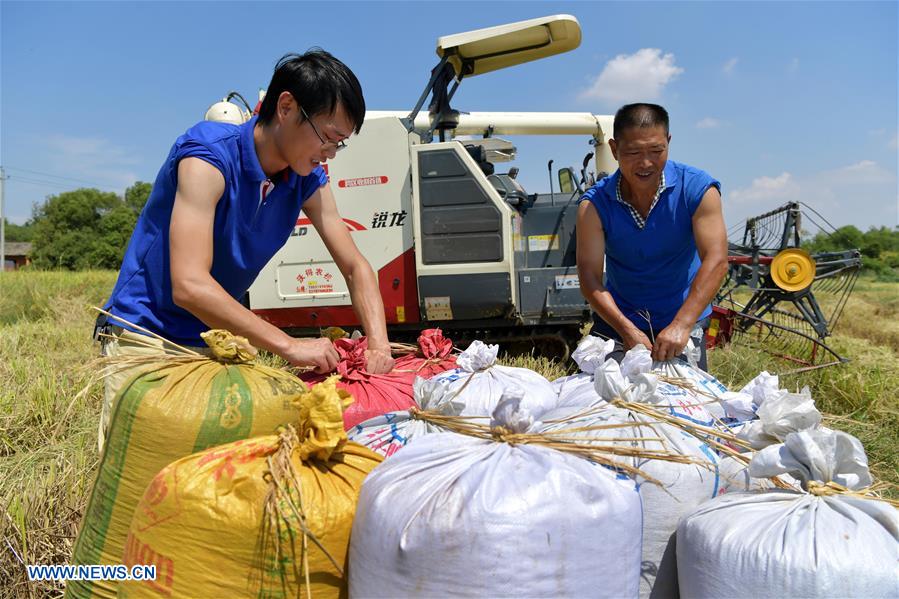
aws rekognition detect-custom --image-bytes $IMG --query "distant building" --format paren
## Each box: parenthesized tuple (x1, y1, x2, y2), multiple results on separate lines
(3, 242, 32, 270)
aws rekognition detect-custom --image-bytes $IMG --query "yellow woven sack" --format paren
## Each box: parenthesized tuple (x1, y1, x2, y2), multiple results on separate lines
(68, 331, 305, 599)
(118, 377, 383, 598)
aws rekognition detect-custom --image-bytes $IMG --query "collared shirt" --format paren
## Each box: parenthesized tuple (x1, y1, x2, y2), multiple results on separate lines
(579, 160, 721, 332)
(104, 116, 327, 346)
(614, 171, 666, 229)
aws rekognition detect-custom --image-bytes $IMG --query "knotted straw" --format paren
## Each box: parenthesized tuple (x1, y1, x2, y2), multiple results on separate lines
(408, 406, 706, 487)
(807, 480, 899, 507)
(257, 425, 345, 599)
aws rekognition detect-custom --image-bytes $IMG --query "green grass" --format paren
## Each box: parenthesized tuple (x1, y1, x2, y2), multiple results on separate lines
(0, 270, 896, 597)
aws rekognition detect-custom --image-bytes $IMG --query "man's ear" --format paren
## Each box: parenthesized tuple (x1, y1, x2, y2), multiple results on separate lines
(609, 138, 619, 161)
(277, 91, 294, 124)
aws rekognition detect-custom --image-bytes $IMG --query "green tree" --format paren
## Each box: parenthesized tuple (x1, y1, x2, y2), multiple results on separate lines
(2, 218, 35, 242)
(124, 181, 152, 214)
(30, 188, 136, 270)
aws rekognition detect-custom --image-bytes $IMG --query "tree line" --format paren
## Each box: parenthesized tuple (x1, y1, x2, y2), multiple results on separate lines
(4, 183, 151, 269)
(5, 185, 898, 280)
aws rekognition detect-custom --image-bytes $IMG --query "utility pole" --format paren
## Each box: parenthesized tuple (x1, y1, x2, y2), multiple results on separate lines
(0, 165, 6, 272)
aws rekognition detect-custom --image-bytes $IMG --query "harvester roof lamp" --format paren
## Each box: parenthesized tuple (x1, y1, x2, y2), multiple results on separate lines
(436, 14, 581, 78)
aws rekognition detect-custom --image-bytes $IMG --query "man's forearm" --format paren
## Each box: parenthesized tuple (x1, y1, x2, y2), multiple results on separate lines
(344, 262, 390, 350)
(173, 275, 293, 355)
(671, 258, 727, 327)
(583, 283, 641, 338)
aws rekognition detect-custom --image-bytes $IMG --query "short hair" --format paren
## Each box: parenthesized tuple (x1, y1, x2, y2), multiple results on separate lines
(613, 103, 669, 139)
(257, 49, 366, 134)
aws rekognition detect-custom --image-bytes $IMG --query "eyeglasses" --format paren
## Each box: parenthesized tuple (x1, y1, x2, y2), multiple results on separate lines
(300, 106, 347, 153)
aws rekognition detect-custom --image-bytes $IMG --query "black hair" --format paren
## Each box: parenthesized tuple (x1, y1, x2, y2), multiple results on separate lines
(613, 103, 669, 139)
(257, 49, 365, 133)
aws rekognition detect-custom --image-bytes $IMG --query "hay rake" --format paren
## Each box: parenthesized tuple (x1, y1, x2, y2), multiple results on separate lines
(711, 202, 861, 371)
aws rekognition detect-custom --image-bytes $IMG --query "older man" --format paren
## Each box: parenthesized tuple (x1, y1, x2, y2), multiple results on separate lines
(576, 103, 728, 369)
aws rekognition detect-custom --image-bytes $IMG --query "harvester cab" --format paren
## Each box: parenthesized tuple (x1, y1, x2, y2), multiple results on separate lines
(211, 15, 618, 359)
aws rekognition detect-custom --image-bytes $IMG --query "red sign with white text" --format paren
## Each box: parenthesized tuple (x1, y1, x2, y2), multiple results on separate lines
(338, 176, 388, 188)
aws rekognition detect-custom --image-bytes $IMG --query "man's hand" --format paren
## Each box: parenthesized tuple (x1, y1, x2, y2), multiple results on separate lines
(623, 328, 653, 353)
(652, 321, 692, 362)
(281, 337, 340, 374)
(364, 347, 395, 375)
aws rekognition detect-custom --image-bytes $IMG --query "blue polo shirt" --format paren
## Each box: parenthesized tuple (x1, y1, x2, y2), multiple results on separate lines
(580, 160, 720, 332)
(104, 116, 327, 346)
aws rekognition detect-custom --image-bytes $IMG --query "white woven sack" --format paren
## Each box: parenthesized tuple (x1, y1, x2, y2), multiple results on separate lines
(678, 429, 899, 598)
(347, 375, 468, 457)
(717, 387, 822, 494)
(427, 340, 558, 418)
(541, 361, 721, 598)
(349, 394, 643, 598)
(553, 336, 615, 408)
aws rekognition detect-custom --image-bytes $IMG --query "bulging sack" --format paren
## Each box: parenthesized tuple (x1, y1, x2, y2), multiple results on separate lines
(553, 336, 614, 408)
(302, 337, 418, 430)
(68, 331, 304, 599)
(545, 357, 722, 599)
(347, 374, 467, 458)
(678, 429, 899, 599)
(349, 394, 643, 598)
(392, 328, 457, 379)
(426, 340, 558, 418)
(118, 377, 383, 598)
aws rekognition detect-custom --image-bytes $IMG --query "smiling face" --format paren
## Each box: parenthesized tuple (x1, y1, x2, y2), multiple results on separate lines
(272, 91, 353, 176)
(609, 125, 670, 198)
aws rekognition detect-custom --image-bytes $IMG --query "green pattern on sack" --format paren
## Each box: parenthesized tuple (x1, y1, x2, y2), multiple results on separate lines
(67, 374, 166, 599)
(192, 366, 254, 453)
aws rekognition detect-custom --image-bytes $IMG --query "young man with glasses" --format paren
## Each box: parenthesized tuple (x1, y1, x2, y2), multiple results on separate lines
(95, 50, 393, 449)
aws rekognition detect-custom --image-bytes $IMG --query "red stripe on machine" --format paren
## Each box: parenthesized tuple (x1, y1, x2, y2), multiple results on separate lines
(295, 218, 367, 231)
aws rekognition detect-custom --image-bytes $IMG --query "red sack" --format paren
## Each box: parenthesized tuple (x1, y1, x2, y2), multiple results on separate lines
(301, 337, 417, 430)
(394, 329, 458, 379)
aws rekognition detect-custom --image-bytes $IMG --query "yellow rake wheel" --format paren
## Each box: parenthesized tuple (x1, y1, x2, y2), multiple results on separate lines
(770, 248, 816, 292)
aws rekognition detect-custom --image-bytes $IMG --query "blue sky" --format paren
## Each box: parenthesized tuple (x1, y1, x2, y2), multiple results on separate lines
(2, 1, 897, 234)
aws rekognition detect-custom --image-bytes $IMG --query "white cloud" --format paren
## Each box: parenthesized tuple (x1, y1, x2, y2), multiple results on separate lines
(722, 57, 738, 74)
(580, 48, 684, 103)
(730, 172, 799, 204)
(725, 161, 898, 230)
(829, 160, 893, 183)
(696, 117, 721, 129)
(45, 135, 140, 190)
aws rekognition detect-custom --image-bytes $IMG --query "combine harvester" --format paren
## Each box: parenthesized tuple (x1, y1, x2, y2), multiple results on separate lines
(207, 15, 613, 359)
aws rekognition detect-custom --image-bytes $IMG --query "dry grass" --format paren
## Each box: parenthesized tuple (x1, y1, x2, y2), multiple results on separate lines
(0, 270, 896, 597)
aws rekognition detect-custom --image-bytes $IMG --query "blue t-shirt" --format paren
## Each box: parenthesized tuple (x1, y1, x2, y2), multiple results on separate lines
(104, 116, 327, 346)
(580, 160, 720, 332)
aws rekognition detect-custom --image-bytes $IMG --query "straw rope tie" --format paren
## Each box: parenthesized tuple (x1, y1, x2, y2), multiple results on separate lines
(806, 480, 899, 507)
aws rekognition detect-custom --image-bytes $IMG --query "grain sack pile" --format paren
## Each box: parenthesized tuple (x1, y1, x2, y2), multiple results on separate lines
(68, 330, 305, 599)
(678, 429, 899, 598)
(118, 377, 382, 598)
(718, 383, 822, 494)
(540, 349, 724, 598)
(348, 392, 648, 598)
(349, 340, 558, 458)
